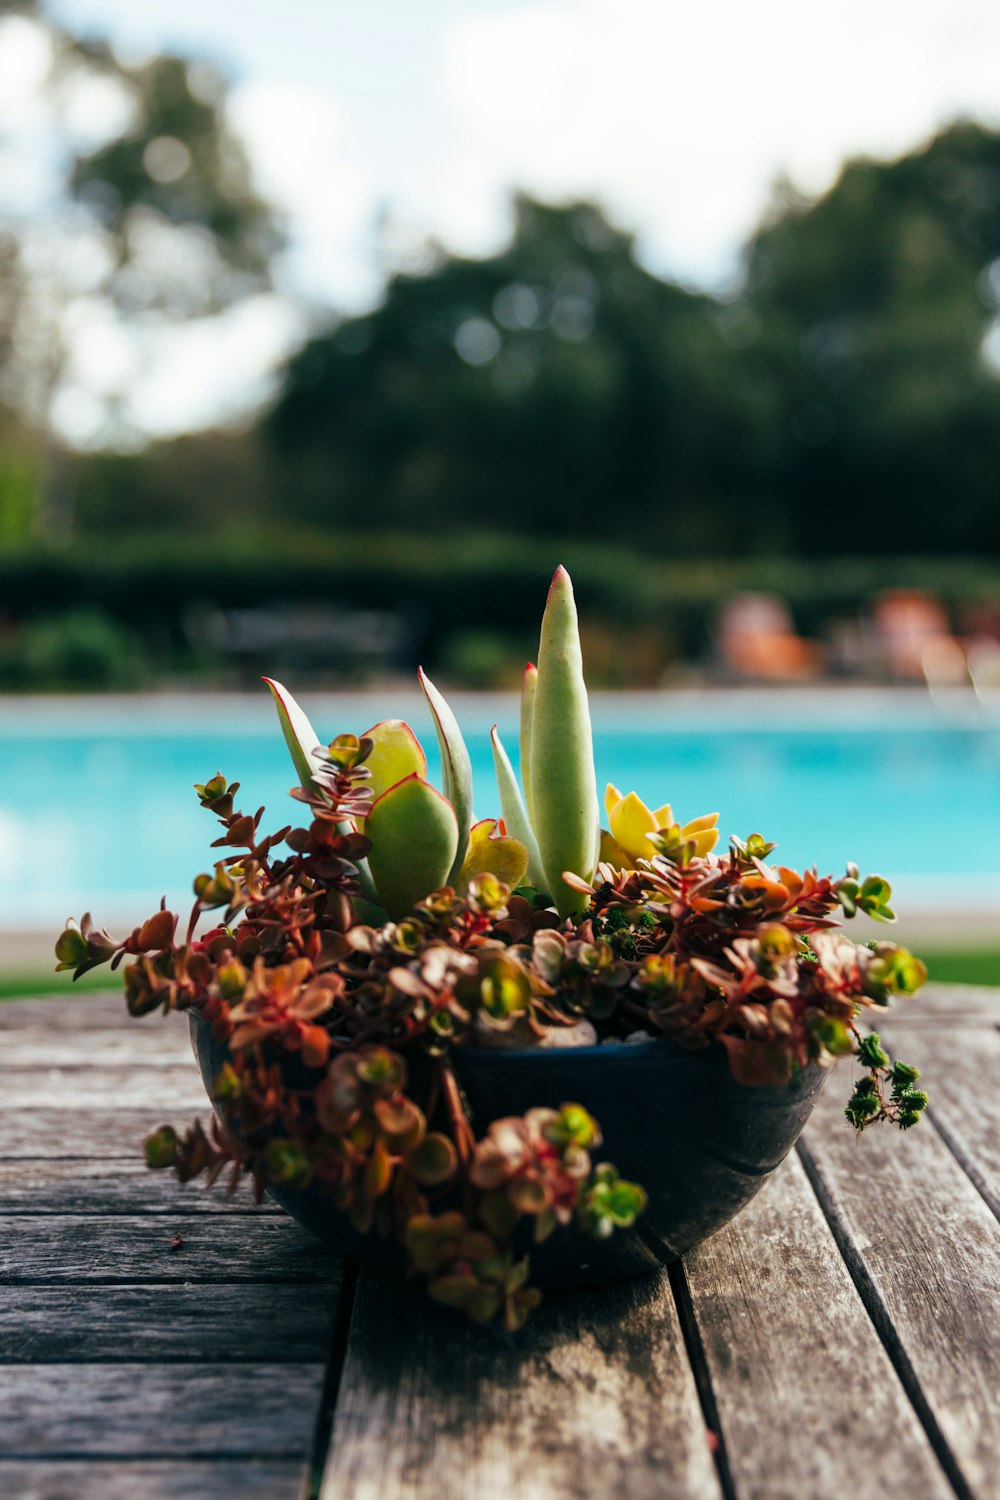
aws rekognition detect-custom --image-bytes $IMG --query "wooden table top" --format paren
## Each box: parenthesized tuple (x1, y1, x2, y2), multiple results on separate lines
(2, 983, 998, 1500)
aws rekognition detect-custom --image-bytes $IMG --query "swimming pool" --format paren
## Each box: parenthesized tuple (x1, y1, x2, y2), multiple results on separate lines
(3, 688, 999, 930)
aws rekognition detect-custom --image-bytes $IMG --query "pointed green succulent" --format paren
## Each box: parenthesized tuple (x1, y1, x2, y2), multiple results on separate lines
(519, 662, 537, 823)
(264, 677, 381, 906)
(418, 667, 474, 881)
(264, 676, 325, 796)
(525, 567, 599, 917)
(266, 673, 528, 920)
(490, 725, 546, 891)
(266, 567, 601, 923)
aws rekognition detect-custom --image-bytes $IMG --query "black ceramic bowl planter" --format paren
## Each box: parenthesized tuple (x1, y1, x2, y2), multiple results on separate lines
(190, 1012, 826, 1291)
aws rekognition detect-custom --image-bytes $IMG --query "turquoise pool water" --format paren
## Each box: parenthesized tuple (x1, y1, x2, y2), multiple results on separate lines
(3, 690, 999, 929)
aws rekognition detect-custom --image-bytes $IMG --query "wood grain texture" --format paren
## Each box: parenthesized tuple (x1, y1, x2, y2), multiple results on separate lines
(0, 1214, 336, 1283)
(0, 994, 331, 1500)
(0, 1282, 338, 1363)
(0, 1363, 324, 1456)
(0, 1108, 209, 1160)
(878, 983, 1000, 1025)
(4, 1027, 193, 1070)
(4, 986, 1000, 1500)
(682, 1151, 952, 1500)
(876, 1020, 1000, 1220)
(0, 1159, 281, 1215)
(0, 1459, 305, 1500)
(802, 1076, 1000, 1497)
(320, 1263, 722, 1500)
(0, 993, 130, 1029)
(0, 1065, 207, 1111)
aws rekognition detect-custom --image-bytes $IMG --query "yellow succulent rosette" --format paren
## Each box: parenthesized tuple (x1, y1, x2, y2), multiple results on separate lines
(603, 784, 720, 867)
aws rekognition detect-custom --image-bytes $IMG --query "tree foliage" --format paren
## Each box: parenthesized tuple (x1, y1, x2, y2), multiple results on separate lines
(741, 122, 1000, 554)
(3, 2, 1000, 564)
(270, 197, 770, 551)
(267, 125, 1000, 558)
(0, 0, 278, 462)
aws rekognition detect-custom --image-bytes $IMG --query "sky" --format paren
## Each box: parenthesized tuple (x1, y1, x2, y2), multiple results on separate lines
(9, 0, 1000, 441)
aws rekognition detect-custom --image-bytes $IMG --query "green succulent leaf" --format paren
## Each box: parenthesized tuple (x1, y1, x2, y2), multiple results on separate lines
(144, 1126, 179, 1169)
(263, 676, 325, 796)
(857, 1031, 890, 1069)
(418, 667, 473, 881)
(407, 1133, 459, 1187)
(858, 874, 895, 922)
(54, 920, 91, 972)
(490, 725, 547, 889)
(361, 720, 427, 809)
(365, 773, 460, 919)
(520, 661, 537, 822)
(264, 676, 380, 904)
(529, 568, 599, 917)
(456, 817, 529, 893)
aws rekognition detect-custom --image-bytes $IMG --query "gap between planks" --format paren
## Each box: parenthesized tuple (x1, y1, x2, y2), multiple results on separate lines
(796, 1137, 971, 1500)
(875, 1019, 1000, 1226)
(676, 1150, 954, 1500)
(798, 1070, 1000, 1500)
(5, 988, 999, 1500)
(318, 1260, 723, 1500)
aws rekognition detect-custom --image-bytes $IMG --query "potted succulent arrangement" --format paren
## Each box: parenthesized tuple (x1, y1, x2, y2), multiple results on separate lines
(57, 567, 929, 1331)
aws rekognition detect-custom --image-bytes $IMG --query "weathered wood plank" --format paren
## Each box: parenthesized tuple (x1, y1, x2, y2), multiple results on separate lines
(4, 1027, 193, 1069)
(801, 1078, 1000, 1497)
(0, 1108, 208, 1160)
(875, 982, 1000, 1025)
(683, 1151, 951, 1500)
(0, 1065, 206, 1111)
(3, 986, 996, 1500)
(875, 1021, 1000, 1219)
(0, 1158, 281, 1214)
(0, 1363, 323, 1456)
(321, 1263, 722, 1500)
(0, 1281, 339, 1363)
(0, 1214, 335, 1284)
(0, 993, 132, 1029)
(0, 995, 327, 1500)
(0, 1459, 305, 1500)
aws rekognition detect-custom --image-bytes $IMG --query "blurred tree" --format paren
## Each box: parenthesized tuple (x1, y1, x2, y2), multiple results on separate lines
(3, 25, 997, 573)
(267, 197, 776, 553)
(74, 427, 272, 534)
(268, 130, 1000, 560)
(742, 122, 1000, 554)
(0, 0, 279, 531)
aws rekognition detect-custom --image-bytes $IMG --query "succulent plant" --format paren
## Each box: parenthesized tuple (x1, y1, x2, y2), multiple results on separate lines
(57, 564, 931, 1330)
(265, 564, 602, 923)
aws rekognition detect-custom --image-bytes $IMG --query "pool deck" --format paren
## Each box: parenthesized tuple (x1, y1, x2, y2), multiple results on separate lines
(2, 983, 999, 1499)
